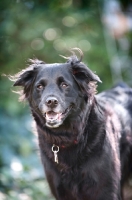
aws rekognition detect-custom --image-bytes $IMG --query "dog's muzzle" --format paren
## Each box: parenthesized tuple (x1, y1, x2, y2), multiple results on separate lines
(44, 106, 72, 128)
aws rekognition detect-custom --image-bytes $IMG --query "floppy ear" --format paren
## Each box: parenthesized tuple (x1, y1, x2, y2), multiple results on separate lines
(71, 63, 101, 95)
(13, 66, 39, 100)
(13, 70, 34, 87)
(13, 59, 44, 87)
(13, 69, 36, 87)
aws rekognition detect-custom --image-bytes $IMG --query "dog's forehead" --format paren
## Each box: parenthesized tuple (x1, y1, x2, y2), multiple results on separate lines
(37, 63, 72, 79)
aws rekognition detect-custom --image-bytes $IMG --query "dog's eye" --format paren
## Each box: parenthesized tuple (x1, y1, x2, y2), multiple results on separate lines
(37, 84, 44, 90)
(61, 82, 68, 88)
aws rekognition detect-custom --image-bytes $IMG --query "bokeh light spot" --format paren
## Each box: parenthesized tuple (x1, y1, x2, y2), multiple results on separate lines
(44, 28, 57, 41)
(78, 40, 91, 51)
(11, 160, 23, 172)
(53, 39, 67, 51)
(19, 193, 32, 200)
(31, 38, 44, 50)
(62, 16, 77, 27)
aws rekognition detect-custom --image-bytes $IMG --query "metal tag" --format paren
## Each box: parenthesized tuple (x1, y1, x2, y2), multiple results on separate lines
(52, 144, 59, 164)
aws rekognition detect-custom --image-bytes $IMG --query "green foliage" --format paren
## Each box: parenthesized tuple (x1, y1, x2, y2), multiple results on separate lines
(0, 108, 54, 199)
(0, 0, 110, 89)
(0, 0, 131, 199)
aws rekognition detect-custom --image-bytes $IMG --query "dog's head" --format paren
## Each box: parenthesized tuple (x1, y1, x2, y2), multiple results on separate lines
(13, 49, 101, 129)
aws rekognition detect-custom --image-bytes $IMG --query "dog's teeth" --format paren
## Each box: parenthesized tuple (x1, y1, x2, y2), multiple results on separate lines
(46, 113, 58, 120)
(46, 112, 62, 121)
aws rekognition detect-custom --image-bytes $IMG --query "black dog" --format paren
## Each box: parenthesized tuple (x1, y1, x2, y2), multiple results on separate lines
(11, 49, 132, 200)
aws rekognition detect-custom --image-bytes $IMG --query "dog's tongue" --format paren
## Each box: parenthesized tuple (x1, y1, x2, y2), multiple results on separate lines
(46, 111, 62, 121)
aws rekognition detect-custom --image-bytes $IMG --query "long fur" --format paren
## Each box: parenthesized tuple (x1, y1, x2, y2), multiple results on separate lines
(11, 49, 132, 200)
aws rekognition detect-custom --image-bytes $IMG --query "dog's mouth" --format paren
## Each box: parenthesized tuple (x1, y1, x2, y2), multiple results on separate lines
(44, 107, 72, 128)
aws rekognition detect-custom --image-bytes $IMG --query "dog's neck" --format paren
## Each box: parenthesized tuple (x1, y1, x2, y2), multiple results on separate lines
(34, 99, 105, 168)
(33, 98, 94, 147)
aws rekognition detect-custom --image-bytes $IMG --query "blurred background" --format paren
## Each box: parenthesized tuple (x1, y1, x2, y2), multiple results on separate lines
(0, 0, 132, 199)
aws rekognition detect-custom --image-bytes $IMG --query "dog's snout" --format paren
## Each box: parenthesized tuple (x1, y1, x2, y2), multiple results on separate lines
(45, 97, 58, 108)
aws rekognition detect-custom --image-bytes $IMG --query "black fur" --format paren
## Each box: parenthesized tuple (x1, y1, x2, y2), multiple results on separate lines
(12, 49, 132, 200)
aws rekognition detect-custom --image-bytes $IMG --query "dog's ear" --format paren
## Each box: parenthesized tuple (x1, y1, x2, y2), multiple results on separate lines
(13, 69, 36, 87)
(72, 64, 101, 82)
(71, 63, 101, 95)
(13, 65, 39, 100)
(13, 59, 44, 87)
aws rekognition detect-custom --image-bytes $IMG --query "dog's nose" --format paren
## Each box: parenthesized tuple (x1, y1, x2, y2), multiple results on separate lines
(45, 97, 58, 108)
